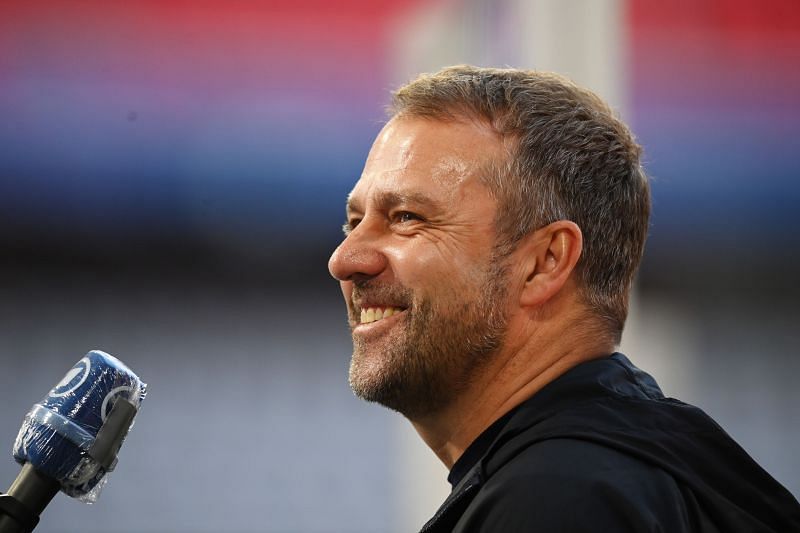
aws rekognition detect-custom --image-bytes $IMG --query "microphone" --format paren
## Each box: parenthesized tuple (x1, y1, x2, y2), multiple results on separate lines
(0, 350, 146, 533)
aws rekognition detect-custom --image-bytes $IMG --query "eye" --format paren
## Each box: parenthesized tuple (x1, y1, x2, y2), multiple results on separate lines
(394, 211, 422, 224)
(342, 218, 360, 236)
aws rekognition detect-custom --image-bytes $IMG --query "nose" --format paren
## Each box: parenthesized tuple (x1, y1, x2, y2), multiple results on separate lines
(328, 224, 388, 282)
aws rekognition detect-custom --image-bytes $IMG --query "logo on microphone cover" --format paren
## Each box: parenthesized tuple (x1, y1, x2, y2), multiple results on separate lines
(101, 386, 134, 422)
(50, 356, 91, 398)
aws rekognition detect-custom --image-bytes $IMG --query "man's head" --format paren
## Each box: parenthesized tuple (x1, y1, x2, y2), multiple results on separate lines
(329, 65, 650, 418)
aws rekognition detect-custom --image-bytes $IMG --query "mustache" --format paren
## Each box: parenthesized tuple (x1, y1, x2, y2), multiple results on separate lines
(350, 280, 414, 313)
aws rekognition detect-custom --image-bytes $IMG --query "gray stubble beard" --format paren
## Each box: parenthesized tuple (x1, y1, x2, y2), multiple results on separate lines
(347, 257, 510, 420)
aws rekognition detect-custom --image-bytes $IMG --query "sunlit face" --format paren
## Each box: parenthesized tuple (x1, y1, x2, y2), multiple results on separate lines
(327, 116, 511, 418)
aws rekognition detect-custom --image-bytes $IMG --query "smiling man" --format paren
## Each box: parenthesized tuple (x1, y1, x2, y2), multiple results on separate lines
(328, 66, 800, 532)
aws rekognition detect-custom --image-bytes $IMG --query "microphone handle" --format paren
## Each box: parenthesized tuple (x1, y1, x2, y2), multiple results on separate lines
(0, 464, 60, 533)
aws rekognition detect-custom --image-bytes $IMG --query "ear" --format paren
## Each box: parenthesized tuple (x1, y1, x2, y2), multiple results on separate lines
(515, 220, 583, 308)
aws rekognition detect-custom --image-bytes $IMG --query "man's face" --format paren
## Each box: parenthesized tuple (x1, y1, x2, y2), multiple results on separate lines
(328, 116, 511, 418)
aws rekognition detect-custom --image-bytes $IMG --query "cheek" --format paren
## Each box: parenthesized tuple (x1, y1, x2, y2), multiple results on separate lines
(386, 239, 486, 288)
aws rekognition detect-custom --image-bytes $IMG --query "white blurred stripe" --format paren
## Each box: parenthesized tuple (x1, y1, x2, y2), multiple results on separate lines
(521, 0, 626, 111)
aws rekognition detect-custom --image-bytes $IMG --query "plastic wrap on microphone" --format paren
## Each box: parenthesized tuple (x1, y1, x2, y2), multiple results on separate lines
(11, 350, 147, 502)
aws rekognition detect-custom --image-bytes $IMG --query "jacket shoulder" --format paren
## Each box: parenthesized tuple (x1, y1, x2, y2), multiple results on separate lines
(455, 437, 698, 532)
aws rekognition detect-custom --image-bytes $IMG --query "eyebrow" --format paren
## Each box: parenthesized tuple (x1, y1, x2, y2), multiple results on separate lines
(346, 190, 444, 216)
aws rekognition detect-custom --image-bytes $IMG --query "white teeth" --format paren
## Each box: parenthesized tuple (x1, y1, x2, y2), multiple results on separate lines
(359, 306, 403, 324)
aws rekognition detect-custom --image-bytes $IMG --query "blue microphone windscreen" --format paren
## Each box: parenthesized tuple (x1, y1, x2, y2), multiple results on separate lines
(12, 350, 147, 501)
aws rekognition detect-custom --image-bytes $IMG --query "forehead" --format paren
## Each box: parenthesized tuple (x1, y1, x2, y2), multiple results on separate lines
(347, 116, 504, 210)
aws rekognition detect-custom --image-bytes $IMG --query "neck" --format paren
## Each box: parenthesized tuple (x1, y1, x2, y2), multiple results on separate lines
(409, 308, 615, 470)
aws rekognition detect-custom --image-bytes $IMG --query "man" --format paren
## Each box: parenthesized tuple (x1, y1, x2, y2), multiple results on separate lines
(328, 65, 800, 532)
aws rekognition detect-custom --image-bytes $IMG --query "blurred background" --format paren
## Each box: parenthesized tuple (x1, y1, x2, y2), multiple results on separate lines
(1, 0, 798, 531)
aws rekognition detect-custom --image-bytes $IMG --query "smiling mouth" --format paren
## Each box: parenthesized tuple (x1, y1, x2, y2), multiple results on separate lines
(359, 306, 406, 324)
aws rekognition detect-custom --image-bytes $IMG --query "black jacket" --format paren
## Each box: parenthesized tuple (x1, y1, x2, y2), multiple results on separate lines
(420, 354, 800, 532)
